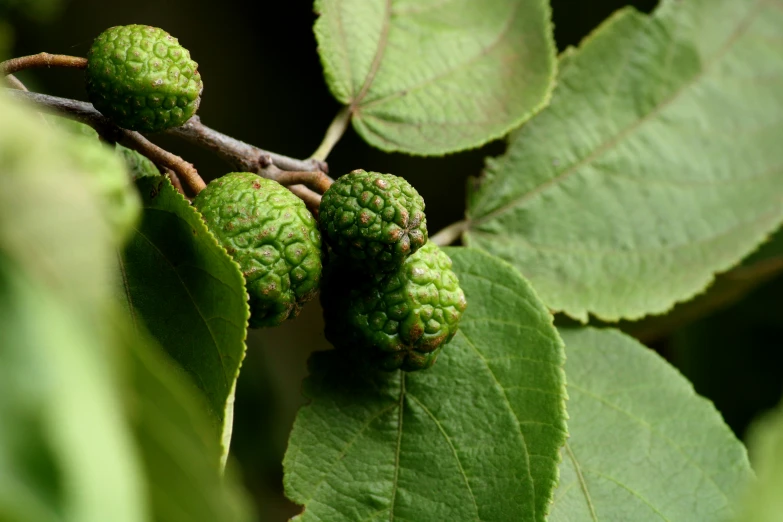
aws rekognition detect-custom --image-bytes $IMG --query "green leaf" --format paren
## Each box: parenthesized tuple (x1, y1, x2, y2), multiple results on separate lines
(465, 0, 783, 321)
(314, 0, 557, 155)
(624, 226, 783, 343)
(736, 403, 783, 522)
(284, 247, 566, 521)
(123, 325, 253, 522)
(120, 177, 250, 456)
(551, 327, 753, 521)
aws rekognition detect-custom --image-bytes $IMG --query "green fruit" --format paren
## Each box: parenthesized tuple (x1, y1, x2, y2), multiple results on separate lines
(322, 242, 467, 372)
(194, 172, 323, 328)
(86, 24, 203, 133)
(320, 170, 427, 273)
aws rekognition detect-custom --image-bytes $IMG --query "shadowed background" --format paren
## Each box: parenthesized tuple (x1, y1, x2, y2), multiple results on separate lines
(11, 1, 783, 520)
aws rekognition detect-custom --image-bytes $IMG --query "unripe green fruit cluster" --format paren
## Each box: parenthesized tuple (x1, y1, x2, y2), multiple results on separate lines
(319, 171, 467, 372)
(86, 25, 203, 133)
(194, 172, 322, 328)
(194, 168, 466, 372)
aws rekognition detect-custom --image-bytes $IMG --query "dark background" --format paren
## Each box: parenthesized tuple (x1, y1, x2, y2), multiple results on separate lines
(8, 1, 783, 520)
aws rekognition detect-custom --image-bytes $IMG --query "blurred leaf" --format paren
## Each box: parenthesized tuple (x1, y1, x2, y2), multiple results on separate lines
(465, 0, 783, 321)
(314, 0, 556, 155)
(120, 176, 250, 457)
(551, 328, 753, 521)
(0, 91, 254, 522)
(0, 92, 145, 522)
(284, 247, 567, 521)
(0, 256, 149, 522)
(0, 92, 120, 311)
(0, 0, 63, 21)
(737, 402, 783, 522)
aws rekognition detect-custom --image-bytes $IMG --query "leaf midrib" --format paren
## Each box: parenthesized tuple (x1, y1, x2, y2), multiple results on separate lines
(469, 0, 768, 228)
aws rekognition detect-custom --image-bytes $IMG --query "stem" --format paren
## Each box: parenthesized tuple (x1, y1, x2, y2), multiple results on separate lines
(430, 220, 468, 247)
(3, 74, 28, 91)
(6, 90, 206, 193)
(311, 106, 352, 161)
(271, 169, 332, 194)
(5, 90, 329, 202)
(1, 53, 88, 75)
(170, 116, 329, 174)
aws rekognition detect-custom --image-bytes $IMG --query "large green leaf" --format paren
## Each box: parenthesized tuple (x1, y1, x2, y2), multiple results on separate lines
(314, 0, 556, 155)
(551, 328, 752, 521)
(284, 247, 567, 521)
(465, 0, 783, 321)
(120, 177, 250, 455)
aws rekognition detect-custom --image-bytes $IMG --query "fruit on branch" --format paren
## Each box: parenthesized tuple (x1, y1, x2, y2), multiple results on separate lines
(86, 24, 203, 133)
(194, 172, 322, 328)
(322, 242, 467, 372)
(320, 170, 428, 273)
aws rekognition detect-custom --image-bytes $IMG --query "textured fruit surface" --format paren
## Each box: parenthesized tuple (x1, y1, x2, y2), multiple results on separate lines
(320, 170, 427, 273)
(194, 172, 322, 328)
(86, 25, 203, 132)
(322, 242, 467, 371)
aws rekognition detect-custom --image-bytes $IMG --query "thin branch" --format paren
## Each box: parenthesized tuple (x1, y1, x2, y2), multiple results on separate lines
(6, 90, 205, 193)
(3, 74, 28, 91)
(1, 53, 88, 75)
(431, 220, 468, 247)
(270, 168, 332, 194)
(170, 116, 330, 174)
(312, 106, 352, 161)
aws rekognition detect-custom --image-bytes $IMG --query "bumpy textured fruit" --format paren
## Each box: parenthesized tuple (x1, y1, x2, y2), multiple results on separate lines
(322, 242, 467, 372)
(86, 25, 203, 132)
(194, 172, 322, 328)
(320, 170, 427, 273)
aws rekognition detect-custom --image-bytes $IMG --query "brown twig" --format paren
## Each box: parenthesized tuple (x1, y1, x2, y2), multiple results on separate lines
(170, 116, 330, 175)
(6, 90, 330, 206)
(3, 74, 29, 91)
(269, 168, 332, 194)
(6, 90, 206, 193)
(1, 53, 88, 75)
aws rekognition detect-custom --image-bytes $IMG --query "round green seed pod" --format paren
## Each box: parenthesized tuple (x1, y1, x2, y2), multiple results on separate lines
(322, 242, 467, 372)
(194, 172, 322, 328)
(320, 170, 427, 273)
(86, 24, 203, 132)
